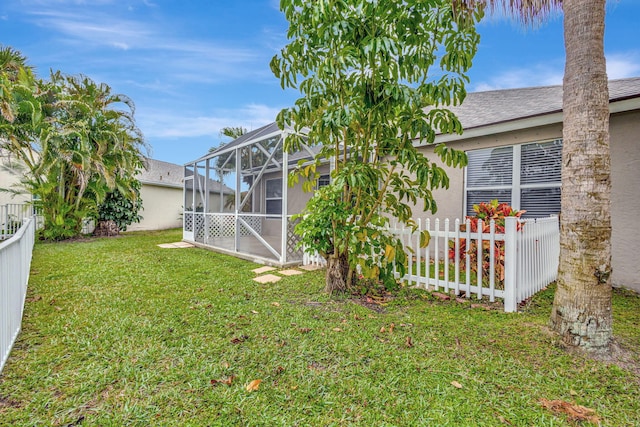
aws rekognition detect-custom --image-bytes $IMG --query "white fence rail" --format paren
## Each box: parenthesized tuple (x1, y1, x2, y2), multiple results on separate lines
(1, 216, 36, 374)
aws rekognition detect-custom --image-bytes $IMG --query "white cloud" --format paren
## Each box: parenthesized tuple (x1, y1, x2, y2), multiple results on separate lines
(138, 104, 282, 139)
(606, 53, 640, 79)
(18, 5, 268, 85)
(27, 10, 154, 48)
(473, 52, 640, 92)
(472, 65, 563, 92)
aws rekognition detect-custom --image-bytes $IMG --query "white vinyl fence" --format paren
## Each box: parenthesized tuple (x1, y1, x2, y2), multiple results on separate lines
(1, 216, 36, 374)
(0, 204, 95, 238)
(302, 216, 560, 312)
(392, 216, 559, 312)
(1, 204, 33, 241)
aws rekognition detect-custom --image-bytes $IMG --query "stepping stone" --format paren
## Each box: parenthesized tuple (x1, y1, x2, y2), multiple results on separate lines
(253, 274, 281, 284)
(172, 242, 195, 248)
(279, 269, 303, 276)
(252, 266, 277, 274)
(299, 264, 324, 271)
(157, 242, 195, 248)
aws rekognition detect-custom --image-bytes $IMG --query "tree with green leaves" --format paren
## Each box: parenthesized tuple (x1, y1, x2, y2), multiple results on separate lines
(96, 179, 143, 235)
(0, 47, 147, 240)
(469, 0, 613, 354)
(271, 0, 481, 293)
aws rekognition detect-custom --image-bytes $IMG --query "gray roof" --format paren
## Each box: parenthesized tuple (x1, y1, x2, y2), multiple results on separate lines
(184, 169, 234, 194)
(441, 76, 640, 132)
(138, 158, 233, 194)
(138, 158, 184, 188)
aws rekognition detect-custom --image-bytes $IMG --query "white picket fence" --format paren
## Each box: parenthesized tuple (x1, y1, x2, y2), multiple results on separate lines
(302, 216, 560, 312)
(392, 216, 559, 312)
(0, 216, 36, 374)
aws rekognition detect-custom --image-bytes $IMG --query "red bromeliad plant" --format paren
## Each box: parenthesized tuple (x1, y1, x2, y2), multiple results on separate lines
(449, 200, 525, 286)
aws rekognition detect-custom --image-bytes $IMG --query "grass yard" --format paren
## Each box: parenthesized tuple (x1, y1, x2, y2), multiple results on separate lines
(1, 229, 639, 426)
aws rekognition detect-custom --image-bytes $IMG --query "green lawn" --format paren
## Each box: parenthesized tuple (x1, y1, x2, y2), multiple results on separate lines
(1, 229, 639, 426)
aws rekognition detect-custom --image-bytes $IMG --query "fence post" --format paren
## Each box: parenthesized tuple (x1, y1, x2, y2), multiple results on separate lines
(2, 204, 6, 238)
(503, 217, 518, 312)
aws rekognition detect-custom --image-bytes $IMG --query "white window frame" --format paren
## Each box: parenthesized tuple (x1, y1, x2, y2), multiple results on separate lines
(316, 174, 331, 189)
(464, 139, 562, 217)
(265, 177, 282, 217)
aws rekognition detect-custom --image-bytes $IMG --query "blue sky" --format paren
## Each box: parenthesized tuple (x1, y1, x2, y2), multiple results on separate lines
(2, 0, 639, 165)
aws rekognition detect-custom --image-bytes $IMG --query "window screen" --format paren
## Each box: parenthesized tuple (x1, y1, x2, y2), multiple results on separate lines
(465, 139, 562, 218)
(265, 178, 282, 215)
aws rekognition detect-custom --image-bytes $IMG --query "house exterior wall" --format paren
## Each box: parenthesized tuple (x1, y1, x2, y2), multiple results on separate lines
(183, 190, 230, 213)
(260, 164, 330, 237)
(0, 154, 30, 206)
(415, 123, 564, 221)
(128, 184, 183, 231)
(415, 111, 639, 292)
(609, 110, 640, 292)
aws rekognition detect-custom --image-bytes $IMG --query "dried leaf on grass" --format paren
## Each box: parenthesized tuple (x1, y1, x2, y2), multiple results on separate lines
(246, 379, 262, 392)
(539, 399, 600, 424)
(451, 380, 463, 389)
(432, 292, 451, 301)
(405, 336, 413, 347)
(230, 335, 248, 344)
(210, 375, 235, 387)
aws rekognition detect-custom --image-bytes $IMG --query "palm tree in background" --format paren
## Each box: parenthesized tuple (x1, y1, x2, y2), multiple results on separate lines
(1, 47, 147, 239)
(465, 0, 612, 353)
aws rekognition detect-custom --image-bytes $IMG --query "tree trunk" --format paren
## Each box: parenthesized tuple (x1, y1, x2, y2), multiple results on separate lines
(550, 0, 612, 353)
(94, 220, 119, 237)
(325, 252, 349, 294)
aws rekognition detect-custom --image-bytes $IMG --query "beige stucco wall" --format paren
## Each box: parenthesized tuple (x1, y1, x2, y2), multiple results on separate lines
(0, 154, 30, 206)
(260, 164, 330, 237)
(415, 111, 639, 292)
(128, 184, 183, 231)
(184, 190, 231, 213)
(415, 123, 564, 222)
(609, 110, 640, 291)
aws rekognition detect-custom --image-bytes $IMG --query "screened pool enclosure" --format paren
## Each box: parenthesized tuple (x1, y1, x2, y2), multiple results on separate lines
(183, 123, 327, 266)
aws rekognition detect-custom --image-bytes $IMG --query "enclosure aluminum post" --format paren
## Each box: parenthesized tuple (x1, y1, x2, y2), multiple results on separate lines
(235, 147, 241, 252)
(218, 167, 224, 213)
(204, 160, 210, 244)
(204, 160, 210, 213)
(191, 165, 196, 213)
(280, 140, 288, 264)
(503, 216, 518, 312)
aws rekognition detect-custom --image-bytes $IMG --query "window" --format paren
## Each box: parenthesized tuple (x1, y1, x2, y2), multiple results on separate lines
(465, 139, 562, 218)
(265, 178, 282, 215)
(317, 174, 330, 189)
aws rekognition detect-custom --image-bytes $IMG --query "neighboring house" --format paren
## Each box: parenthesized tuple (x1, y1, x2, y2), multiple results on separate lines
(0, 149, 30, 206)
(184, 77, 640, 292)
(129, 158, 185, 232)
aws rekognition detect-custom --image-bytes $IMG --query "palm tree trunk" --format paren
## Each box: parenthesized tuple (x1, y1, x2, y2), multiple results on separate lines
(550, 0, 612, 353)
